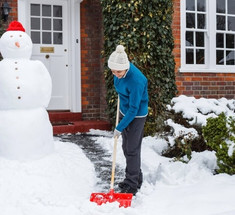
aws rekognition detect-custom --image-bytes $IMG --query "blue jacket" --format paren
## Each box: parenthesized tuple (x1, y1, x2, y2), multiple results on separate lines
(114, 63, 148, 132)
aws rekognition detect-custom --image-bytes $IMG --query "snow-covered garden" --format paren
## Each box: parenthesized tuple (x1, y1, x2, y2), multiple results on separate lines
(0, 95, 235, 215)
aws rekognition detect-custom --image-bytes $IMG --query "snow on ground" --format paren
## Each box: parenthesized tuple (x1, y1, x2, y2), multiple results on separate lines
(0, 96, 235, 215)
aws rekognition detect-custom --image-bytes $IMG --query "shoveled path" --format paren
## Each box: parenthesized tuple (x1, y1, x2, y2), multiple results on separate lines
(56, 133, 125, 192)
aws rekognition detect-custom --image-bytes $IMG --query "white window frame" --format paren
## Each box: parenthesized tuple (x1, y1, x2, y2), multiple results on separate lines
(180, 0, 235, 73)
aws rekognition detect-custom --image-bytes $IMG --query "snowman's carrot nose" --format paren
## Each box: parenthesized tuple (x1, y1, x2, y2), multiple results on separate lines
(15, 42, 20, 48)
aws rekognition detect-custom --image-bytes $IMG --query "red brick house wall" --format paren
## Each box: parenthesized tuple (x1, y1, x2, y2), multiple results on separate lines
(172, 0, 235, 99)
(80, 0, 107, 120)
(0, 0, 18, 25)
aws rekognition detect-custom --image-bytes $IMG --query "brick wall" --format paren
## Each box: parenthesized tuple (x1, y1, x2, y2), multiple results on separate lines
(0, 0, 18, 26)
(80, 0, 108, 120)
(172, 0, 235, 99)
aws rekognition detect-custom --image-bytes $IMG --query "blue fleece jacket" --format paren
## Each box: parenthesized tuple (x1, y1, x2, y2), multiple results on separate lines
(114, 63, 148, 132)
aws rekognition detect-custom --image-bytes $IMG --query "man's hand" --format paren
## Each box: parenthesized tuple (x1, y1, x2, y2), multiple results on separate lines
(113, 129, 121, 139)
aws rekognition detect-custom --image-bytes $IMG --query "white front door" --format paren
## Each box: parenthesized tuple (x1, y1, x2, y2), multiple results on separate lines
(28, 0, 69, 110)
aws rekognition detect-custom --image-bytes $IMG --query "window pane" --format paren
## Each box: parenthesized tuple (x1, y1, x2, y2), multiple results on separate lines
(197, 14, 206, 29)
(217, 0, 225, 13)
(53, 33, 63, 44)
(53, 19, 62, 31)
(186, 0, 195, 11)
(42, 32, 51, 44)
(42, 5, 51, 16)
(216, 33, 224, 48)
(186, 13, 195, 28)
(42, 18, 51, 30)
(53, 5, 62, 17)
(197, 0, 206, 12)
(31, 4, 40, 16)
(228, 0, 235, 15)
(31, 31, 40, 44)
(186, 49, 194, 64)
(217, 15, 225, 30)
(196, 49, 205, 64)
(31, 18, 40, 30)
(226, 34, 235, 48)
(196, 32, 204, 47)
(186, 31, 194, 46)
(216, 50, 224, 65)
(228, 16, 235, 31)
(225, 51, 235, 65)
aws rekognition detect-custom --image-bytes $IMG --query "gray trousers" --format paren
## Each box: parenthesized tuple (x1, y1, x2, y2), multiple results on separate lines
(120, 114, 146, 189)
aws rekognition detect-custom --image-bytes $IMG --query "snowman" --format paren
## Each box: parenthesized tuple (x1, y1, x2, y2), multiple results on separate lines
(0, 21, 54, 160)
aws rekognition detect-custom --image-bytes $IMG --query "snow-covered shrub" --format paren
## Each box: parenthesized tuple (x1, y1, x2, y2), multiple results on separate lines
(202, 113, 235, 175)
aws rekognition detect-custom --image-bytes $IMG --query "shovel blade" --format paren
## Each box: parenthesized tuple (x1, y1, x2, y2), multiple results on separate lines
(90, 189, 133, 208)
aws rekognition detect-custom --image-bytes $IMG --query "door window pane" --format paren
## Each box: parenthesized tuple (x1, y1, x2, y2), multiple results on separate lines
(186, 0, 195, 11)
(53, 6, 62, 17)
(42, 32, 51, 44)
(217, 15, 225, 30)
(42, 18, 51, 30)
(186, 49, 194, 64)
(31, 4, 40, 16)
(31, 31, 40, 44)
(216, 33, 224, 48)
(42, 5, 51, 17)
(196, 32, 204, 47)
(217, 0, 225, 13)
(197, 0, 206, 12)
(186, 13, 195, 28)
(228, 0, 235, 15)
(186, 31, 194, 46)
(53, 19, 62, 31)
(53, 33, 63, 44)
(197, 14, 206, 29)
(31, 18, 40, 30)
(196, 49, 205, 64)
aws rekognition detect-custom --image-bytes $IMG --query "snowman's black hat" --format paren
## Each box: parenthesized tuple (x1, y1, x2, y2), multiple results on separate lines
(7, 21, 25, 32)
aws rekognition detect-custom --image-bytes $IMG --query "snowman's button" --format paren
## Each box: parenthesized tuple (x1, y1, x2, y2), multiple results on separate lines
(15, 62, 18, 64)
(16, 76, 19, 79)
(18, 96, 21, 99)
(15, 68, 18, 70)
(17, 86, 20, 89)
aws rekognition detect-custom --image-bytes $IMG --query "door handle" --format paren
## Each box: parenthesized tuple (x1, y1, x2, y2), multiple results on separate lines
(45, 54, 50, 59)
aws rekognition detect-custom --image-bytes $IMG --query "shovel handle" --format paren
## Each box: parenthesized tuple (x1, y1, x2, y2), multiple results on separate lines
(110, 96, 120, 190)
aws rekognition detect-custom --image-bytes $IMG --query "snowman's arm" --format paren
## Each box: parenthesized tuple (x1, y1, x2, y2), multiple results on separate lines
(34, 60, 52, 107)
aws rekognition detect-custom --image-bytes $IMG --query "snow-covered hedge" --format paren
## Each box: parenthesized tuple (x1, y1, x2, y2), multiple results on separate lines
(165, 95, 235, 175)
(202, 113, 235, 175)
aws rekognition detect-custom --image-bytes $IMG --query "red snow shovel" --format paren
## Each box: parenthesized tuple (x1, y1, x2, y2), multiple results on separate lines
(90, 96, 133, 208)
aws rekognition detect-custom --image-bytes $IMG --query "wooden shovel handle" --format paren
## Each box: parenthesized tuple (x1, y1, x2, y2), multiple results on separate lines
(110, 96, 120, 190)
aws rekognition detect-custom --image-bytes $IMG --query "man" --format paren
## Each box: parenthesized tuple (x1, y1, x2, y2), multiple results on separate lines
(108, 45, 148, 195)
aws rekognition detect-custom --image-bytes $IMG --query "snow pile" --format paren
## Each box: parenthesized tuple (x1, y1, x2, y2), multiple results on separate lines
(168, 95, 235, 126)
(0, 141, 96, 215)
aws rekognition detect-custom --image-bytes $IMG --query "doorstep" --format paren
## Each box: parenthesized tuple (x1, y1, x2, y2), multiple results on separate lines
(48, 111, 112, 135)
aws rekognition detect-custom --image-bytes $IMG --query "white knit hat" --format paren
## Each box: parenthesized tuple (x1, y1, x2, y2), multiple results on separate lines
(108, 45, 130, 71)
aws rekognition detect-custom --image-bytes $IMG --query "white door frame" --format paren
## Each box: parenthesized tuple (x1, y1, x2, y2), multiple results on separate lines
(17, 0, 82, 112)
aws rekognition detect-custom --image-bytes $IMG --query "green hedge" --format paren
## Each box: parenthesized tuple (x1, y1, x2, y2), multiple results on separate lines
(202, 113, 235, 175)
(101, 0, 177, 131)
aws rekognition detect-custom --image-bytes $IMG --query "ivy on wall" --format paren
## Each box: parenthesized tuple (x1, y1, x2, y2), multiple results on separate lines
(101, 0, 177, 133)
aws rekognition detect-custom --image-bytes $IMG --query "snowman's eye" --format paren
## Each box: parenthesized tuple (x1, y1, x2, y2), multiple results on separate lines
(19, 35, 22, 37)
(10, 35, 13, 38)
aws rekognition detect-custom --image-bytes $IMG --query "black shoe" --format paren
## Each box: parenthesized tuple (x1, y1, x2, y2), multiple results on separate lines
(120, 184, 138, 195)
(118, 179, 142, 189)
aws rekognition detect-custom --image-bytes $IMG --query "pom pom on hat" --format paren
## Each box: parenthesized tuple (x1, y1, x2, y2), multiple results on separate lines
(7, 21, 25, 32)
(108, 45, 130, 71)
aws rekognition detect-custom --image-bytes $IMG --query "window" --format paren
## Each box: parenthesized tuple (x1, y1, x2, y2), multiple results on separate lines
(30, 4, 63, 45)
(181, 0, 235, 73)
